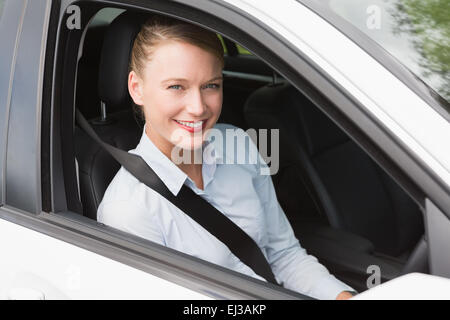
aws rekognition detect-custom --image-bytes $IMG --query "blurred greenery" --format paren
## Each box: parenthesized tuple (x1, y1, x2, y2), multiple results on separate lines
(0, 0, 5, 18)
(237, 44, 252, 55)
(217, 34, 228, 55)
(217, 34, 252, 56)
(391, 0, 450, 100)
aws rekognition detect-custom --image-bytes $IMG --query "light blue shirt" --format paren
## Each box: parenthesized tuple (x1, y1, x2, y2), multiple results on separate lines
(97, 123, 354, 299)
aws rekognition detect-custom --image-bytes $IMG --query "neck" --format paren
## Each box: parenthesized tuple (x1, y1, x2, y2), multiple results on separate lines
(145, 125, 204, 188)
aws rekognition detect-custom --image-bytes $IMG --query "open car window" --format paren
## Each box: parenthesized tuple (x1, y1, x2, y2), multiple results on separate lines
(49, 1, 431, 299)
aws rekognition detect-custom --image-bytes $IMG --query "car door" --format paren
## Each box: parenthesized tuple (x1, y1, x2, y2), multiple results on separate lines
(223, 0, 450, 296)
(298, 0, 450, 289)
(1, 0, 449, 300)
(0, 0, 208, 300)
(0, 0, 308, 301)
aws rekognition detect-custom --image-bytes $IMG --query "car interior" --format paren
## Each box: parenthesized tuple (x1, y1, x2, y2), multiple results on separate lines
(72, 7, 428, 293)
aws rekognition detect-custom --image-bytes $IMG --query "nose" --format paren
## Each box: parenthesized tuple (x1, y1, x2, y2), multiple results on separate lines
(185, 88, 207, 117)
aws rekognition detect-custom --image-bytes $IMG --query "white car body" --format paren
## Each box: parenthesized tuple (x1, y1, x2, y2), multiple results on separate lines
(0, 0, 449, 300)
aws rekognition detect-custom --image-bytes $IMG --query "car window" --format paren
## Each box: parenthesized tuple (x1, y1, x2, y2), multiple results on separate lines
(236, 44, 252, 55)
(217, 34, 253, 56)
(89, 7, 125, 27)
(325, 0, 449, 103)
(0, 0, 4, 205)
(55, 2, 426, 299)
(216, 34, 228, 55)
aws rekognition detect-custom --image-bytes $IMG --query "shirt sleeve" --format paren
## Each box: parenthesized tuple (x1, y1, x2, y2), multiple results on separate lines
(97, 200, 165, 246)
(254, 164, 354, 300)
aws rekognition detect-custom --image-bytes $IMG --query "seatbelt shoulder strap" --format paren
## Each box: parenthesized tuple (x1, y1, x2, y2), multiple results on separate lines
(75, 109, 278, 285)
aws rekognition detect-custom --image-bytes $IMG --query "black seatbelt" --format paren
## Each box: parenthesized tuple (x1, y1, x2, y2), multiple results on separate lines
(75, 109, 278, 285)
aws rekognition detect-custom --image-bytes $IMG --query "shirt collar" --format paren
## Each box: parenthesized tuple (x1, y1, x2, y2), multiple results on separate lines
(133, 125, 221, 196)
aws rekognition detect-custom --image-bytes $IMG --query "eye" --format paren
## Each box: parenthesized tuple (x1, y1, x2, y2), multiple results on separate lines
(168, 85, 182, 90)
(203, 83, 221, 89)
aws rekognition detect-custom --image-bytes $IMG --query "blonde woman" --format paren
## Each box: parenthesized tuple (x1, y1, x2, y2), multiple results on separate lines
(97, 15, 354, 300)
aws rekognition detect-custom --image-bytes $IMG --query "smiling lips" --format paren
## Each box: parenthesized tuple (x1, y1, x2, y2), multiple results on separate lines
(174, 119, 207, 133)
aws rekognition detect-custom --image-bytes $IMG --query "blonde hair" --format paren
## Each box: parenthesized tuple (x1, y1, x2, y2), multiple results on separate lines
(130, 15, 224, 78)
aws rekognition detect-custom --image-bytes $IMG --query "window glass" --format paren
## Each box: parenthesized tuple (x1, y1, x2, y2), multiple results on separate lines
(237, 44, 252, 55)
(0, 0, 5, 18)
(217, 34, 228, 55)
(327, 0, 449, 103)
(217, 34, 252, 56)
(64, 3, 425, 299)
(89, 7, 125, 27)
(0, 0, 5, 205)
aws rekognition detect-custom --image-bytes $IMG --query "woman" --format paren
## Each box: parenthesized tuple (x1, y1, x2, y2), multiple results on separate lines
(97, 15, 355, 300)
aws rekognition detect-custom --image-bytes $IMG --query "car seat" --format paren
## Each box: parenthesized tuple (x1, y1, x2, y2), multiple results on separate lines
(74, 11, 148, 220)
(243, 82, 424, 258)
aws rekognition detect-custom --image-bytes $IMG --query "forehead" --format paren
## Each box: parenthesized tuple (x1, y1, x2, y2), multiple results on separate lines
(143, 40, 222, 80)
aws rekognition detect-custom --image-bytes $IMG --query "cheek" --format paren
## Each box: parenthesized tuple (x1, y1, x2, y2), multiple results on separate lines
(205, 92, 223, 116)
(142, 89, 182, 122)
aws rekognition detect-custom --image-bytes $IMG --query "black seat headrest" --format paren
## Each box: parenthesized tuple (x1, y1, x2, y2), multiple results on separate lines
(98, 11, 148, 112)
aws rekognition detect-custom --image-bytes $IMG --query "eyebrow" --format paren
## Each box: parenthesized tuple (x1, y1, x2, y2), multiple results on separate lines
(161, 76, 223, 84)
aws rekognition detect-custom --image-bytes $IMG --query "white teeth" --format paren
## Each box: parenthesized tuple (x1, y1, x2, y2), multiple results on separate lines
(175, 120, 203, 128)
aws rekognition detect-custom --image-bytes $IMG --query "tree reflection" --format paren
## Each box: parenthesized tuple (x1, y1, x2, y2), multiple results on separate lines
(391, 0, 450, 101)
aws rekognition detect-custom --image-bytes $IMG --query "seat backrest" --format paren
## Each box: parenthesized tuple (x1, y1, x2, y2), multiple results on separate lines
(244, 83, 423, 257)
(74, 11, 148, 220)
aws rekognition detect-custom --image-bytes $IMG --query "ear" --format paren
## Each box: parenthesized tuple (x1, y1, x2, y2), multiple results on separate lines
(128, 71, 144, 106)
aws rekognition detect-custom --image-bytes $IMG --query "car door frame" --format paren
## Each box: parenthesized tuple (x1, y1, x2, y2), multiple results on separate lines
(0, 0, 309, 300)
(52, 0, 441, 292)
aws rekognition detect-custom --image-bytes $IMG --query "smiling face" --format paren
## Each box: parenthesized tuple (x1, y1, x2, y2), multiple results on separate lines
(128, 40, 223, 158)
